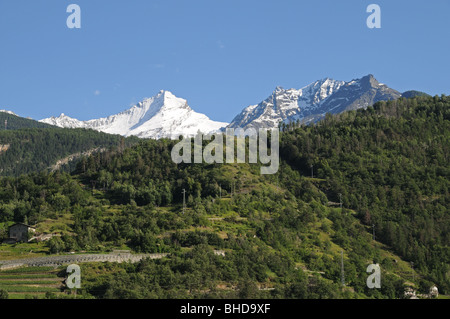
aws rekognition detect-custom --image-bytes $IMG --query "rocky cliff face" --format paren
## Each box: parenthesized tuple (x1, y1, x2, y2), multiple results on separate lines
(228, 74, 401, 129)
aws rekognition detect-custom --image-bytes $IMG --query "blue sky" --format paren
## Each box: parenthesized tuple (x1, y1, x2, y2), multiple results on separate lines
(0, 0, 449, 122)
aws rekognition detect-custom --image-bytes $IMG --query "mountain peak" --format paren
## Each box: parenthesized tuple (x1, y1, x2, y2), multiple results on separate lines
(156, 89, 174, 99)
(40, 90, 228, 139)
(55, 113, 78, 120)
(318, 77, 332, 83)
(228, 74, 401, 129)
(359, 74, 380, 88)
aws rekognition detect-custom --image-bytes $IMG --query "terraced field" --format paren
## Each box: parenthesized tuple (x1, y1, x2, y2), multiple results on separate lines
(0, 266, 65, 299)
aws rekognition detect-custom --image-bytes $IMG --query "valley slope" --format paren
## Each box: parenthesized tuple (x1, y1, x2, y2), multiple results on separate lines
(1, 95, 448, 299)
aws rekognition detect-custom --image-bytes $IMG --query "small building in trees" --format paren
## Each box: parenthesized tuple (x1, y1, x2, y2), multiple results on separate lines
(429, 285, 439, 298)
(404, 287, 418, 299)
(8, 223, 36, 242)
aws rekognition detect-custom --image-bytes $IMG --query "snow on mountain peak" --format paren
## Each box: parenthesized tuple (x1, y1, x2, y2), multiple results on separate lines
(228, 75, 401, 129)
(38, 75, 401, 138)
(40, 91, 228, 139)
(42, 113, 85, 128)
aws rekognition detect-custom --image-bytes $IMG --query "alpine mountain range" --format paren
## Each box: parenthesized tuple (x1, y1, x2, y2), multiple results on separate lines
(36, 74, 415, 139)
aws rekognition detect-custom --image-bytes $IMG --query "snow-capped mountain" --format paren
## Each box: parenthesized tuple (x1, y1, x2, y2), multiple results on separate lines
(228, 74, 401, 129)
(40, 90, 228, 139)
(40, 75, 403, 139)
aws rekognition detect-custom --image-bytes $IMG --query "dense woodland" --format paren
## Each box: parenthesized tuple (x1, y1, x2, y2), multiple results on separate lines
(0, 112, 53, 130)
(0, 95, 448, 298)
(280, 95, 449, 293)
(0, 112, 139, 175)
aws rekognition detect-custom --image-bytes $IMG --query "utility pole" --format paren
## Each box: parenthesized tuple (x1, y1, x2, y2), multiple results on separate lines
(182, 189, 186, 214)
(90, 180, 96, 195)
(339, 193, 343, 209)
(4, 119, 7, 130)
(15, 165, 18, 189)
(341, 250, 345, 287)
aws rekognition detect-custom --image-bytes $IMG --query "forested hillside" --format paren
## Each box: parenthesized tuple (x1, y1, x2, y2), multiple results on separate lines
(0, 95, 448, 299)
(280, 95, 449, 292)
(0, 112, 53, 130)
(0, 126, 139, 176)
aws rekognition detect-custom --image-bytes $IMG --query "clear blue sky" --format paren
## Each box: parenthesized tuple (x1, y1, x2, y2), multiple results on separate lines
(0, 0, 449, 122)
